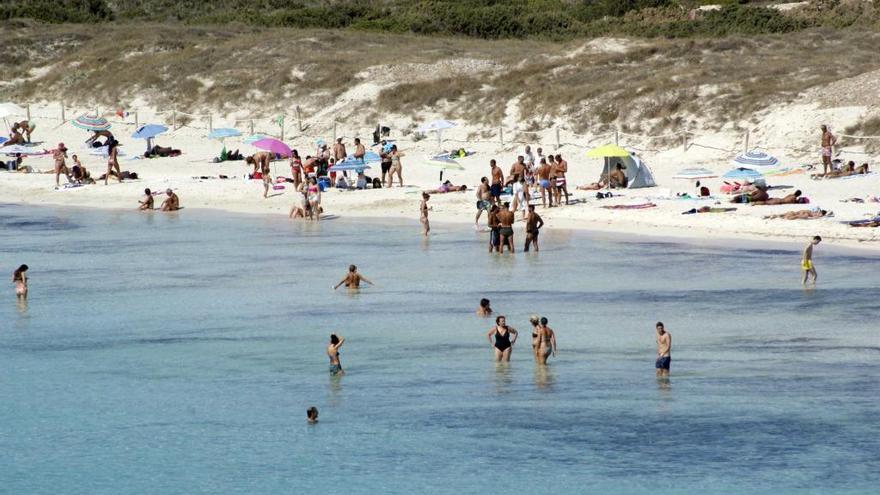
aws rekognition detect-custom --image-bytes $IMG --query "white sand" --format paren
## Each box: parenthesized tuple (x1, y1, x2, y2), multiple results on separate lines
(1, 101, 878, 251)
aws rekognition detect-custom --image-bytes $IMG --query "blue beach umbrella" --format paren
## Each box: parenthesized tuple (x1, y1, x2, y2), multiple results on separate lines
(131, 124, 168, 140)
(0, 136, 7, 145)
(329, 161, 372, 172)
(722, 167, 763, 180)
(243, 134, 268, 145)
(207, 128, 242, 140)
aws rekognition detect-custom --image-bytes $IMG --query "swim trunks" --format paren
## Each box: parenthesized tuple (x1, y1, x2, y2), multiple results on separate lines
(476, 200, 491, 211)
(490, 227, 501, 246)
(539, 179, 550, 188)
(655, 356, 671, 370)
(821, 146, 832, 157)
(801, 259, 813, 271)
(490, 183, 502, 198)
(381, 162, 391, 173)
(329, 364, 342, 375)
(556, 177, 567, 186)
(500, 226, 514, 237)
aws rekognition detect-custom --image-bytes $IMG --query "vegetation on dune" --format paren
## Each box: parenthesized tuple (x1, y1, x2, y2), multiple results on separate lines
(842, 117, 880, 153)
(1, 1, 878, 39)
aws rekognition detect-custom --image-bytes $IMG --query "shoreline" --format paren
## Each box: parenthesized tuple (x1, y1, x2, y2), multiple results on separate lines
(5, 198, 880, 258)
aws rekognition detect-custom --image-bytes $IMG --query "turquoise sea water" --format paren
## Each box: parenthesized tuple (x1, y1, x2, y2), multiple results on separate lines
(1, 203, 878, 494)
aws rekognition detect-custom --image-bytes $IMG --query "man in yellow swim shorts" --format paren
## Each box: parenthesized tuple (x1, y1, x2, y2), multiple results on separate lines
(802, 235, 821, 285)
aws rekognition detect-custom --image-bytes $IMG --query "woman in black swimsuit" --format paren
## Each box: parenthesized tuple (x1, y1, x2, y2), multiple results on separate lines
(486, 315, 518, 362)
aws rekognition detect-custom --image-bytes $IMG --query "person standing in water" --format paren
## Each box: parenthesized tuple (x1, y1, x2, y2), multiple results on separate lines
(486, 316, 518, 362)
(477, 298, 493, 317)
(12, 264, 28, 300)
(327, 333, 345, 375)
(535, 317, 557, 365)
(420, 192, 430, 236)
(334, 265, 374, 290)
(528, 315, 541, 359)
(524, 205, 544, 252)
(802, 235, 821, 285)
(655, 322, 671, 377)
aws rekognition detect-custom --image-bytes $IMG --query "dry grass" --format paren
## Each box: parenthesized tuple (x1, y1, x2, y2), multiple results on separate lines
(842, 116, 880, 154)
(2, 22, 880, 136)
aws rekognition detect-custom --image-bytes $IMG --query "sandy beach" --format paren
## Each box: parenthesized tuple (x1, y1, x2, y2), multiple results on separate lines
(2, 102, 878, 251)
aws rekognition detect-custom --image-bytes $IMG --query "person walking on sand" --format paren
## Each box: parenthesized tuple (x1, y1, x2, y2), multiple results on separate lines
(12, 264, 28, 300)
(535, 317, 557, 365)
(474, 177, 492, 229)
(420, 192, 430, 236)
(138, 188, 154, 210)
(486, 316, 518, 362)
(260, 156, 272, 199)
(655, 322, 671, 377)
(524, 205, 544, 252)
(334, 264, 374, 290)
(497, 204, 515, 254)
(104, 139, 122, 185)
(388, 145, 404, 187)
(327, 334, 345, 376)
(53, 143, 72, 187)
(160, 189, 180, 211)
(802, 235, 821, 285)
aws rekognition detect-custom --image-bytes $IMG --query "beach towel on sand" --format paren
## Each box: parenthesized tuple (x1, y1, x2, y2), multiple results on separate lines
(601, 203, 657, 210)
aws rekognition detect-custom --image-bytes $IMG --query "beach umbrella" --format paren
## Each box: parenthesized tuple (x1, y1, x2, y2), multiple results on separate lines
(329, 161, 372, 172)
(0, 136, 7, 145)
(207, 128, 242, 140)
(417, 119, 457, 151)
(732, 150, 779, 170)
(585, 144, 630, 158)
(0, 102, 25, 119)
(131, 124, 168, 140)
(0, 145, 46, 156)
(673, 167, 716, 180)
(722, 167, 763, 180)
(243, 134, 268, 145)
(426, 155, 464, 182)
(72, 114, 111, 132)
(356, 151, 381, 164)
(252, 137, 292, 157)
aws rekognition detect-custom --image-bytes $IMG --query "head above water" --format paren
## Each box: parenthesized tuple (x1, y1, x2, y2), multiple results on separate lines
(166, 189, 173, 195)
(540, 317, 548, 325)
(480, 298, 491, 309)
(348, 264, 357, 272)
(307, 406, 318, 421)
(495, 315, 506, 326)
(15, 264, 28, 274)
(529, 314, 539, 325)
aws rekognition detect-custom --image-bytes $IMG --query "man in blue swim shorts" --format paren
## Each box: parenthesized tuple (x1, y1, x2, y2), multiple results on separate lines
(489, 159, 504, 204)
(655, 322, 671, 377)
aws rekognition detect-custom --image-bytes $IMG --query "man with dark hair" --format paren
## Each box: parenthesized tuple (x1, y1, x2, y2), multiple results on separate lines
(802, 236, 821, 285)
(655, 322, 671, 377)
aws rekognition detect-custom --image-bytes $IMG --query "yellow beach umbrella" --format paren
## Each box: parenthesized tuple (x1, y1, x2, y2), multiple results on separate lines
(585, 144, 630, 158)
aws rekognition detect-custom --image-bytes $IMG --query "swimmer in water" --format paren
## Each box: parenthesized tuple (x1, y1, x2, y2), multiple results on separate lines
(476, 298, 492, 317)
(12, 264, 28, 300)
(327, 333, 345, 375)
(307, 407, 319, 424)
(486, 315, 517, 362)
(333, 264, 374, 290)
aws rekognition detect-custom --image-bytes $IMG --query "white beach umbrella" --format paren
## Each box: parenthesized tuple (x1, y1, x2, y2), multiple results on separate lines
(416, 119, 457, 151)
(0, 102, 26, 132)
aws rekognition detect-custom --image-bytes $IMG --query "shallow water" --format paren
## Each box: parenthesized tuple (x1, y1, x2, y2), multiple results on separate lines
(1, 204, 878, 494)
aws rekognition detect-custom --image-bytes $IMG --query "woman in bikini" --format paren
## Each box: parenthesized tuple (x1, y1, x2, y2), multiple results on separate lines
(307, 177, 321, 221)
(327, 333, 345, 376)
(289, 149, 303, 187)
(13, 264, 28, 300)
(535, 317, 557, 365)
(105, 139, 122, 185)
(486, 315, 518, 362)
(388, 145, 404, 187)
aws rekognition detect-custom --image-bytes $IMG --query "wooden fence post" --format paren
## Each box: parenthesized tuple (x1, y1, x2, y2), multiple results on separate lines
(499, 125, 504, 147)
(295, 106, 303, 132)
(555, 127, 560, 150)
(208, 114, 213, 133)
(279, 116, 284, 141)
(615, 128, 619, 146)
(249, 119, 254, 136)
(134, 111, 139, 129)
(60, 103, 66, 122)
(332, 121, 337, 143)
(172, 108, 177, 130)
(744, 129, 750, 153)
(26, 104, 31, 121)
(682, 134, 688, 153)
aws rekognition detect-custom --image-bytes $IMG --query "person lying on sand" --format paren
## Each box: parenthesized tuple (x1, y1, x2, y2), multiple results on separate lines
(812, 161, 869, 179)
(730, 185, 769, 203)
(849, 219, 880, 228)
(750, 190, 803, 206)
(160, 189, 180, 211)
(682, 206, 737, 214)
(763, 209, 829, 220)
(426, 180, 467, 194)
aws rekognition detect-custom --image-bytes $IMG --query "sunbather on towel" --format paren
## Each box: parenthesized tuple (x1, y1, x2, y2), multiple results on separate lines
(730, 185, 769, 204)
(812, 161, 869, 179)
(427, 180, 467, 194)
(849, 219, 880, 228)
(682, 207, 737, 214)
(750, 190, 803, 206)
(763, 209, 829, 220)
